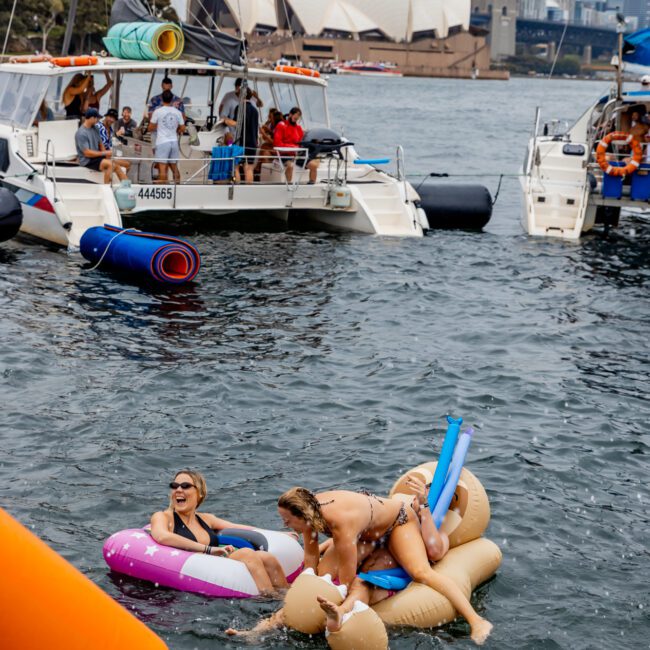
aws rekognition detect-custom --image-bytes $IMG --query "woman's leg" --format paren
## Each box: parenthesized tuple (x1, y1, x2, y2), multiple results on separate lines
(257, 551, 289, 590)
(388, 512, 493, 645)
(226, 608, 285, 637)
(229, 547, 275, 595)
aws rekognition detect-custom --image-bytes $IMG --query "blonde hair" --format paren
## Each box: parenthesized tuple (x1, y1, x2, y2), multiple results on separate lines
(168, 469, 207, 511)
(278, 487, 329, 534)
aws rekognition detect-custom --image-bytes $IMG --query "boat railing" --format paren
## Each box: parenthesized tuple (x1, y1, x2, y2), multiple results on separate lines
(44, 139, 59, 198)
(396, 145, 408, 197)
(114, 147, 312, 189)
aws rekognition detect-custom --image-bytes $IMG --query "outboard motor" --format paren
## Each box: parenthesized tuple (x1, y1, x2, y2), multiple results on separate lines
(417, 182, 492, 230)
(0, 188, 23, 242)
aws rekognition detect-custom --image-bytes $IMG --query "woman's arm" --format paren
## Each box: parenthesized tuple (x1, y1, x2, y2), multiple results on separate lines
(95, 74, 114, 102)
(149, 511, 231, 555)
(331, 529, 358, 587)
(302, 525, 320, 572)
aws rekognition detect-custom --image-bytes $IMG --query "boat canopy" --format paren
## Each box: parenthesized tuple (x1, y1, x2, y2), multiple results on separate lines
(623, 28, 650, 67)
(110, 0, 246, 66)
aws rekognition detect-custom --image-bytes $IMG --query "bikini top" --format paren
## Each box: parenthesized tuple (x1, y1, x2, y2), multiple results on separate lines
(172, 510, 220, 546)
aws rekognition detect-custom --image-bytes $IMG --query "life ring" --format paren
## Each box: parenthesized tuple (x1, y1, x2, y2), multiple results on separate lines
(596, 131, 642, 177)
(275, 65, 320, 78)
(103, 526, 303, 598)
(50, 55, 99, 67)
(8, 54, 51, 64)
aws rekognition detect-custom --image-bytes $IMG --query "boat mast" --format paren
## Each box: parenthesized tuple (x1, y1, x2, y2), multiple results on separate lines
(61, 0, 79, 55)
(616, 13, 626, 100)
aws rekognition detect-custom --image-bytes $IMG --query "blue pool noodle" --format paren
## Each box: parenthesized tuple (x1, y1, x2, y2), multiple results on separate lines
(428, 415, 462, 512)
(431, 427, 473, 528)
(80, 225, 201, 284)
(358, 567, 411, 591)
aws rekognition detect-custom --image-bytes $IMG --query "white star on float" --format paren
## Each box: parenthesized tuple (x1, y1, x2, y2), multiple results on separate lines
(170, 550, 180, 556)
(123, 543, 130, 550)
(131, 532, 146, 539)
(144, 545, 159, 556)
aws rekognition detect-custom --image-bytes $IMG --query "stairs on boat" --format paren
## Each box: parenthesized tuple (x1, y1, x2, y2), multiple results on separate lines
(351, 183, 418, 236)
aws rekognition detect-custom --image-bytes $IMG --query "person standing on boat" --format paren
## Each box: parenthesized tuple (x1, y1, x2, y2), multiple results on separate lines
(148, 90, 185, 185)
(224, 88, 260, 184)
(273, 107, 318, 183)
(83, 72, 113, 114)
(147, 77, 185, 118)
(62, 73, 91, 120)
(75, 109, 128, 184)
(219, 78, 264, 123)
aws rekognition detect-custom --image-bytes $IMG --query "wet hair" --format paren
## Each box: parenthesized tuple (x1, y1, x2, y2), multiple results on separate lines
(161, 89, 173, 104)
(168, 469, 207, 510)
(278, 487, 328, 533)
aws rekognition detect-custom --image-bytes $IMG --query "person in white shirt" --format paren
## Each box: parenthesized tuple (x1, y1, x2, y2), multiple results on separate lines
(219, 78, 263, 133)
(148, 90, 185, 184)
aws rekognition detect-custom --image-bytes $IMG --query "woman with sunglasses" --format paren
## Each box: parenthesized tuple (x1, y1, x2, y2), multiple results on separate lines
(150, 469, 289, 596)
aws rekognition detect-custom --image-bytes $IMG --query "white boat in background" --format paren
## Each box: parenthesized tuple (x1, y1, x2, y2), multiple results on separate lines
(337, 62, 403, 77)
(521, 23, 650, 239)
(0, 57, 426, 249)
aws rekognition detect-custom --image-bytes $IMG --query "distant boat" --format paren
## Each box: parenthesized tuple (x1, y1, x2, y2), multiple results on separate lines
(337, 62, 403, 77)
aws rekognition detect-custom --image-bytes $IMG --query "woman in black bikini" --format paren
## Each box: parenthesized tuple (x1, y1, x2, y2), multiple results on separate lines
(275, 486, 492, 645)
(150, 469, 288, 595)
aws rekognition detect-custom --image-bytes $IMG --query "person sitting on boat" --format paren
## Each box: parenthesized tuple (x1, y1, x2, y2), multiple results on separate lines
(148, 90, 185, 185)
(62, 73, 91, 120)
(150, 469, 289, 596)
(257, 108, 283, 171)
(74, 108, 128, 184)
(116, 106, 137, 139)
(33, 100, 54, 126)
(96, 108, 131, 172)
(273, 107, 319, 184)
(223, 88, 260, 184)
(228, 482, 491, 644)
(83, 72, 113, 114)
(147, 77, 185, 119)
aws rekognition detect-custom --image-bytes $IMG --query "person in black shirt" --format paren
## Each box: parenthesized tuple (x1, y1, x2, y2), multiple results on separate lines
(225, 88, 260, 183)
(116, 106, 137, 139)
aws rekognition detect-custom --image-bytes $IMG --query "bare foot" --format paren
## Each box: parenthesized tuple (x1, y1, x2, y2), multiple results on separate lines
(317, 595, 344, 633)
(225, 628, 254, 637)
(470, 619, 493, 645)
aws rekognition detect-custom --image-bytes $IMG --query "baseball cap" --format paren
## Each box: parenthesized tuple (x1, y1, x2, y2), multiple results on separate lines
(84, 108, 101, 118)
(105, 108, 119, 119)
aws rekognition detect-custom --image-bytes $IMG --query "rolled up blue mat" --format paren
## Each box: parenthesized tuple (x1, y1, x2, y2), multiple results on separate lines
(431, 427, 473, 528)
(80, 225, 200, 284)
(428, 415, 462, 512)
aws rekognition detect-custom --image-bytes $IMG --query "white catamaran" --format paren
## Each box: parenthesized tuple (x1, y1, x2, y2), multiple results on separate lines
(0, 55, 428, 249)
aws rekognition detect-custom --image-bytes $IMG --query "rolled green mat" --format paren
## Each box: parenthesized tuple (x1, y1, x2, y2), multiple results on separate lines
(104, 22, 184, 61)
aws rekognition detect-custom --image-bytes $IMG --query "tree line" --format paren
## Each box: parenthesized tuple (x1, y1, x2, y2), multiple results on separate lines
(1, 0, 176, 55)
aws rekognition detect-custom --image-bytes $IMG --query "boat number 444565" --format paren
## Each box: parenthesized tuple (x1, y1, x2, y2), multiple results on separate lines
(137, 187, 174, 200)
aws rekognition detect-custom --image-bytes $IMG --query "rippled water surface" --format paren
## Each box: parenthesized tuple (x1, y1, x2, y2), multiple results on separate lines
(1, 76, 649, 649)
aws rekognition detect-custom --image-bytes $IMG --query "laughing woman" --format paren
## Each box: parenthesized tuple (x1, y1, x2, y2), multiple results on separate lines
(150, 469, 288, 596)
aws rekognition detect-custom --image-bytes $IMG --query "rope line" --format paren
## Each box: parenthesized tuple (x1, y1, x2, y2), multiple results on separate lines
(84, 227, 140, 272)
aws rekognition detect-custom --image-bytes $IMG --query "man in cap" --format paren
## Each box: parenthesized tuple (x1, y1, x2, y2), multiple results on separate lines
(74, 108, 129, 184)
(148, 77, 185, 119)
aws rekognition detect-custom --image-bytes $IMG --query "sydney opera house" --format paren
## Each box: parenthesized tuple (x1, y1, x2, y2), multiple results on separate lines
(171, 0, 507, 78)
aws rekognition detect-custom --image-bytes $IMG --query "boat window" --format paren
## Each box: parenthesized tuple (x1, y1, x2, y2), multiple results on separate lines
(254, 79, 274, 116)
(294, 83, 328, 128)
(0, 73, 49, 128)
(271, 80, 298, 114)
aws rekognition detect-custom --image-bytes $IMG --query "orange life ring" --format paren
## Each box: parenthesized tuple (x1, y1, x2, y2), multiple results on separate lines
(8, 54, 51, 64)
(50, 55, 98, 67)
(595, 131, 643, 177)
(275, 65, 320, 78)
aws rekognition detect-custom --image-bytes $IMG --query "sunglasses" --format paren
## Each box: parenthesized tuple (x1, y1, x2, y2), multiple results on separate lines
(169, 482, 195, 490)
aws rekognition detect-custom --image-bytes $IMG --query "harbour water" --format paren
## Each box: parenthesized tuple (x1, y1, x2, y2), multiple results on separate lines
(1, 76, 648, 649)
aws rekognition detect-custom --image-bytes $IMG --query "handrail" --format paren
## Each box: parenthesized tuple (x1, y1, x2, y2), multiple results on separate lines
(396, 144, 407, 199)
(44, 139, 58, 198)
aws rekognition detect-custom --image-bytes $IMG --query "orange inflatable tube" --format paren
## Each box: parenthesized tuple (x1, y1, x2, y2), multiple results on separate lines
(50, 55, 99, 67)
(0, 507, 167, 650)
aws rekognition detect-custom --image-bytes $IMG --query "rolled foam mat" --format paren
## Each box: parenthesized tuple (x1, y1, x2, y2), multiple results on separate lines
(80, 225, 201, 284)
(103, 22, 184, 60)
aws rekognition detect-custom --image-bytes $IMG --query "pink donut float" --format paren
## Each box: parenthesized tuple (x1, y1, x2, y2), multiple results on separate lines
(103, 527, 303, 598)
